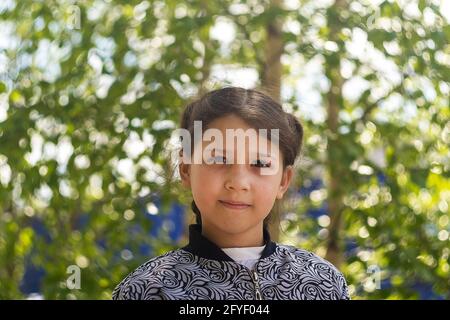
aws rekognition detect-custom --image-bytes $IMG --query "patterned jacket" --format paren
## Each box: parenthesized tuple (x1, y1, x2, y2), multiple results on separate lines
(112, 224, 350, 300)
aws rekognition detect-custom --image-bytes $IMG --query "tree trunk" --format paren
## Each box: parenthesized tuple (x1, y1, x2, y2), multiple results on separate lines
(261, 0, 283, 103)
(324, 0, 345, 268)
(262, 0, 284, 241)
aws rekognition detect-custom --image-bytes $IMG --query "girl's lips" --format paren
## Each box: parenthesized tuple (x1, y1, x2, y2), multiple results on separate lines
(219, 200, 251, 210)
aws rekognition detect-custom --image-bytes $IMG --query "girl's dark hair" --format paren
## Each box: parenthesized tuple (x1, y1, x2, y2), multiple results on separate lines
(179, 86, 303, 229)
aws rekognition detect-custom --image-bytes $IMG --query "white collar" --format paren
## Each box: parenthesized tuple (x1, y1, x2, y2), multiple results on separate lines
(221, 245, 266, 261)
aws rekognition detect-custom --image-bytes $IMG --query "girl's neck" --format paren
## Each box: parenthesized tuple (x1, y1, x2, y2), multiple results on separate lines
(201, 223, 265, 248)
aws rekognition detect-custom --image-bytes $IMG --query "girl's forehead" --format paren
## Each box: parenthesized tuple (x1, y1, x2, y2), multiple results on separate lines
(194, 115, 282, 160)
(205, 116, 276, 138)
(206, 114, 255, 129)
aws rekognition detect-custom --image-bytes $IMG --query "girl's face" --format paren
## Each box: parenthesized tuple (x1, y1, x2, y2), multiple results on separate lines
(179, 114, 293, 247)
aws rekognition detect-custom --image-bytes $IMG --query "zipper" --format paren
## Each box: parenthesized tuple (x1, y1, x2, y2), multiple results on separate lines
(249, 267, 263, 300)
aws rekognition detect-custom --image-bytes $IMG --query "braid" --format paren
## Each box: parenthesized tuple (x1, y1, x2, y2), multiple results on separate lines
(191, 200, 202, 225)
(284, 112, 304, 166)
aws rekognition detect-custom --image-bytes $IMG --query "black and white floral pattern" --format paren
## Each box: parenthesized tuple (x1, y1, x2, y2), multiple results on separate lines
(112, 244, 350, 300)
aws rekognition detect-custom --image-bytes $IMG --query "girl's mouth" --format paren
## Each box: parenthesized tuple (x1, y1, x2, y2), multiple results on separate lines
(219, 200, 251, 210)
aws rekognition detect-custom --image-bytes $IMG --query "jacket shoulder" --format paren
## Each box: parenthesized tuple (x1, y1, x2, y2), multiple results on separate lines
(112, 249, 190, 300)
(275, 244, 350, 300)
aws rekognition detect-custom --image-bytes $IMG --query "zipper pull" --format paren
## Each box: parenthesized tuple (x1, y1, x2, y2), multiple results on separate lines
(251, 269, 263, 300)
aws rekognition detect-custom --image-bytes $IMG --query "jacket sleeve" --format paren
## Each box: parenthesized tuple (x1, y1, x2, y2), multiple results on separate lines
(337, 272, 350, 300)
(112, 270, 166, 300)
(112, 276, 132, 300)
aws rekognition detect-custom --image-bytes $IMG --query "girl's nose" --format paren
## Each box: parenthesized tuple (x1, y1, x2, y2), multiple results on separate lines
(224, 164, 250, 191)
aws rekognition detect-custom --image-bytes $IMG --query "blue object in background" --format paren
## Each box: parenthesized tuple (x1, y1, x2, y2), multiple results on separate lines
(19, 256, 45, 295)
(377, 172, 387, 186)
(139, 195, 185, 242)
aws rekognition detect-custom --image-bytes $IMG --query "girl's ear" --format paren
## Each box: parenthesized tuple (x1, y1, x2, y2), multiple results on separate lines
(179, 151, 191, 188)
(276, 165, 294, 200)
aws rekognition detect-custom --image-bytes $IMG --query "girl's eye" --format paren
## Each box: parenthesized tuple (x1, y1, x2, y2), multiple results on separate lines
(207, 156, 227, 164)
(252, 159, 271, 168)
(206, 157, 271, 167)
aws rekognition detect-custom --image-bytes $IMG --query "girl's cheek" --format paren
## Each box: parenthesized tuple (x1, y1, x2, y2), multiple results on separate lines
(258, 176, 281, 192)
(195, 166, 223, 184)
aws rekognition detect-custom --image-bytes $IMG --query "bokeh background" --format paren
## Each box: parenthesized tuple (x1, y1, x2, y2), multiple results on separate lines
(0, 0, 449, 299)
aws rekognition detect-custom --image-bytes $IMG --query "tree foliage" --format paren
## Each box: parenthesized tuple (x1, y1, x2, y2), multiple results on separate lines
(0, 0, 448, 299)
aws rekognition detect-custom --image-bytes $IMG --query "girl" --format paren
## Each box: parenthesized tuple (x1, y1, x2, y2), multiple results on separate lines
(112, 86, 349, 300)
